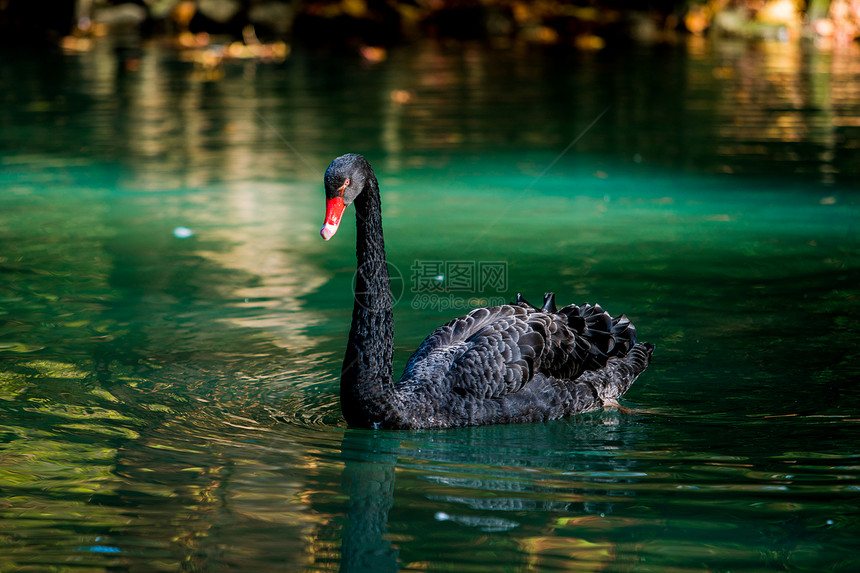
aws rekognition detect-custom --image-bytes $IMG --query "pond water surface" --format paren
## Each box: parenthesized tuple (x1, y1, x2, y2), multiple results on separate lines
(1, 39, 859, 571)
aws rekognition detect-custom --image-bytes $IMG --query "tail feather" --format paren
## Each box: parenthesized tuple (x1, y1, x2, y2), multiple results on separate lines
(580, 342, 654, 401)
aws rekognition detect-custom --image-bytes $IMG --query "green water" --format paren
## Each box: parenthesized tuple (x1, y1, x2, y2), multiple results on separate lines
(1, 39, 859, 571)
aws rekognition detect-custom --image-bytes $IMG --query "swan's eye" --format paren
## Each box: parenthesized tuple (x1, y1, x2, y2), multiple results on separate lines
(344, 178, 350, 187)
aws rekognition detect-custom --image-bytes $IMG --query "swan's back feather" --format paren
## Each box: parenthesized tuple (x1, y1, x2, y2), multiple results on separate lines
(400, 305, 548, 399)
(398, 300, 647, 414)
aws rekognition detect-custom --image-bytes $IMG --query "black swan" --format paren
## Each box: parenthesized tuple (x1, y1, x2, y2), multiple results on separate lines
(320, 153, 653, 429)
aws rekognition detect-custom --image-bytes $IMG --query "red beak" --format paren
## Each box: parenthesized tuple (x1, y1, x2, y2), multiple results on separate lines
(320, 196, 346, 240)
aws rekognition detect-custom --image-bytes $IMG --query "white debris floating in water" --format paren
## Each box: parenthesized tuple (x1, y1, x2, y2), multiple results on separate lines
(173, 227, 194, 239)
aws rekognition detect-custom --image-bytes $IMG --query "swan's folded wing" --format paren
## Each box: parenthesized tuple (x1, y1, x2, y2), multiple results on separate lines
(399, 305, 550, 399)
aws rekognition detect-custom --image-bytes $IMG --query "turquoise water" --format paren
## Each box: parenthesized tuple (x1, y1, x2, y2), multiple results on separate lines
(1, 40, 859, 571)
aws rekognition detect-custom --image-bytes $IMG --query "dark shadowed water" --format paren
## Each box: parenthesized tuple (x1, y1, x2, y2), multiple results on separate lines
(1, 38, 859, 571)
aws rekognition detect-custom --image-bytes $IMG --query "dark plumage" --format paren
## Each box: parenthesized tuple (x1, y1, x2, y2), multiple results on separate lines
(320, 153, 653, 430)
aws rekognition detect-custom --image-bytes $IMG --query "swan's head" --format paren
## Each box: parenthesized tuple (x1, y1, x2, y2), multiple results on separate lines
(321, 153, 371, 240)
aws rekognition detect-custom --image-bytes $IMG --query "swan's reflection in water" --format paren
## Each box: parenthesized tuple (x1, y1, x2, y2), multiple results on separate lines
(336, 412, 643, 571)
(339, 431, 399, 572)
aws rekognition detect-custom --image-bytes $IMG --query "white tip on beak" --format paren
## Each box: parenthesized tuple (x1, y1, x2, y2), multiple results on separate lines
(320, 223, 339, 241)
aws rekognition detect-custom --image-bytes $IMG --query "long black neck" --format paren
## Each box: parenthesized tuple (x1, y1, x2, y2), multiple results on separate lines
(340, 172, 397, 427)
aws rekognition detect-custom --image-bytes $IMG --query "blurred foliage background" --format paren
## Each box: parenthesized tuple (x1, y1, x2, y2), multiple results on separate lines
(1, 1, 858, 53)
